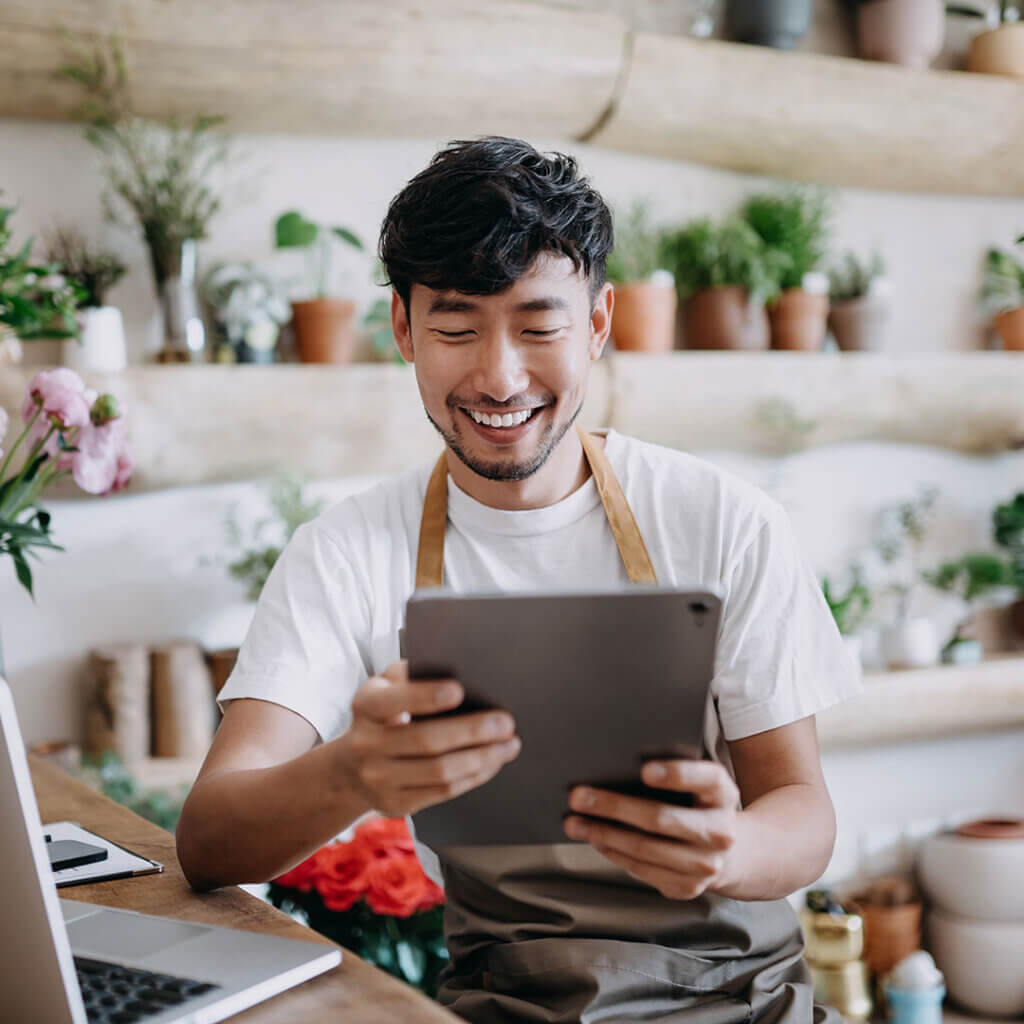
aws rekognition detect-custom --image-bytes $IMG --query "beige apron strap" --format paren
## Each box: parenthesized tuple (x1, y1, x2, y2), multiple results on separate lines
(575, 425, 658, 585)
(415, 453, 449, 589)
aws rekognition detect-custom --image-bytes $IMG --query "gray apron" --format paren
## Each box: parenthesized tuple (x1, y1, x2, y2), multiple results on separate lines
(414, 426, 838, 1023)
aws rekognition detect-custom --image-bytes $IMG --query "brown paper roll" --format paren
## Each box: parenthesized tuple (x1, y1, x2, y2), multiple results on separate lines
(85, 644, 151, 763)
(150, 641, 216, 758)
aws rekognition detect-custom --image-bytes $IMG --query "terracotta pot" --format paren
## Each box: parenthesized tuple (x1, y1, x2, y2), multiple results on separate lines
(1010, 597, 1024, 641)
(994, 306, 1024, 350)
(858, 901, 923, 979)
(856, 0, 945, 70)
(769, 288, 830, 351)
(611, 280, 677, 353)
(290, 298, 357, 364)
(682, 286, 769, 351)
(726, 0, 813, 50)
(828, 297, 889, 352)
(969, 23, 1024, 78)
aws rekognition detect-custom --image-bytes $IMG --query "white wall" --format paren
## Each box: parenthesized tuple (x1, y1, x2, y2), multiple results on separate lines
(1, 120, 1022, 362)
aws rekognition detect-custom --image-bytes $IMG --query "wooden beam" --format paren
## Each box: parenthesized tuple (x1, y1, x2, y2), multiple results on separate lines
(592, 31, 1024, 196)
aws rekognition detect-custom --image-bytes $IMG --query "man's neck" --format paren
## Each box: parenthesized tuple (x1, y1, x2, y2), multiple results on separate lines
(445, 430, 598, 511)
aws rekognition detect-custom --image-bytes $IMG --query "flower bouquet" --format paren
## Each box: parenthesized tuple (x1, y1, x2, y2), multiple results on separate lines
(1, 368, 133, 600)
(267, 816, 449, 996)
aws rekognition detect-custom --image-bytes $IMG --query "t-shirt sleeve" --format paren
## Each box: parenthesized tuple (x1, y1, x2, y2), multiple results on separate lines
(216, 518, 372, 743)
(712, 500, 863, 742)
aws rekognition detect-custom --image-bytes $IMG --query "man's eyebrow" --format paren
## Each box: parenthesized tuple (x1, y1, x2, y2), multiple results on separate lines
(514, 297, 571, 314)
(427, 296, 480, 315)
(425, 295, 572, 315)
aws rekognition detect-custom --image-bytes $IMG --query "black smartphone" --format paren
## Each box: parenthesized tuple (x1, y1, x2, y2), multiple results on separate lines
(47, 839, 108, 871)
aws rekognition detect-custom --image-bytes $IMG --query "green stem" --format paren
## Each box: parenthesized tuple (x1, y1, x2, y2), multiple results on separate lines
(318, 231, 331, 299)
(0, 404, 42, 484)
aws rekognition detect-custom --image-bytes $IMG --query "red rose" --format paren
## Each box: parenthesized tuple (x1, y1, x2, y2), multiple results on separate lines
(417, 877, 446, 913)
(364, 851, 430, 917)
(272, 851, 321, 893)
(353, 816, 416, 856)
(315, 841, 372, 912)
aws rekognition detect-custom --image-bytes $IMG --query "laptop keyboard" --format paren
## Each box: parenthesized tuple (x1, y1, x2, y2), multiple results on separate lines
(75, 956, 222, 1023)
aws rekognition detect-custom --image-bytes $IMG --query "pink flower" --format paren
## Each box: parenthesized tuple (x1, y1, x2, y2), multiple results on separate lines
(109, 445, 134, 493)
(71, 417, 131, 495)
(22, 370, 90, 455)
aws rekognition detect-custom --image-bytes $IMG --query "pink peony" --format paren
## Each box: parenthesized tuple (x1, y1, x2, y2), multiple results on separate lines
(22, 369, 90, 455)
(71, 417, 130, 495)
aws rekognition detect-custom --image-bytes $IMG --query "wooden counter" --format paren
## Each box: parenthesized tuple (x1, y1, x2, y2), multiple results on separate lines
(30, 753, 459, 1023)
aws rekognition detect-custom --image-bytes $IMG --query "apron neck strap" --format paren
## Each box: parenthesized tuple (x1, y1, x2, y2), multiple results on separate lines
(415, 426, 658, 589)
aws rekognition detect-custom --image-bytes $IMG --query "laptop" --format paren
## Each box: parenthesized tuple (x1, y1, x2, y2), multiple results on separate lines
(0, 676, 341, 1024)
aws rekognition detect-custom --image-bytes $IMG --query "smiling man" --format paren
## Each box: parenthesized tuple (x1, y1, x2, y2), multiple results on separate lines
(177, 137, 862, 1023)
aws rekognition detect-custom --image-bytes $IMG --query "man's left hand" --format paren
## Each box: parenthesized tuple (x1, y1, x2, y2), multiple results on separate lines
(563, 760, 740, 901)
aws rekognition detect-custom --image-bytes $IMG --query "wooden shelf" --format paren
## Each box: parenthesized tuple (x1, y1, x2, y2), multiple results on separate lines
(2, 2, 1023, 195)
(817, 653, 1024, 748)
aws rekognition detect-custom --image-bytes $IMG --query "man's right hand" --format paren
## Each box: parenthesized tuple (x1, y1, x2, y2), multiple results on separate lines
(333, 660, 521, 817)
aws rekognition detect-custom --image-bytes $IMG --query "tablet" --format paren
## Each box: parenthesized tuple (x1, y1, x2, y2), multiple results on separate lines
(404, 586, 721, 847)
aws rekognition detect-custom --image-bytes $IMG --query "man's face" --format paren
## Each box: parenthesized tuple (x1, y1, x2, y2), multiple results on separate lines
(393, 253, 612, 483)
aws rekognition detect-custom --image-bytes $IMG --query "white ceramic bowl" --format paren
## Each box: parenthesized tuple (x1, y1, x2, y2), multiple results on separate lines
(926, 908, 1024, 1018)
(917, 829, 1024, 921)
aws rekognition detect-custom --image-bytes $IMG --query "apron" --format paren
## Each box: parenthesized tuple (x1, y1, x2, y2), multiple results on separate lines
(414, 426, 839, 1024)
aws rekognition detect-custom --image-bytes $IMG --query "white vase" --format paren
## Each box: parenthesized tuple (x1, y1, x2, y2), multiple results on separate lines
(62, 306, 128, 373)
(883, 618, 941, 669)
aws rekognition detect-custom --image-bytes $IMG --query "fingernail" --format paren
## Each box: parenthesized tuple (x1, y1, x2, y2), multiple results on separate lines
(505, 737, 522, 757)
(436, 685, 460, 706)
(645, 763, 666, 782)
(565, 818, 586, 839)
(573, 788, 595, 810)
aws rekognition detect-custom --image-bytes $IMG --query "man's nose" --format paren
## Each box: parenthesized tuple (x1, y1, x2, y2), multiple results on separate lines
(472, 334, 530, 403)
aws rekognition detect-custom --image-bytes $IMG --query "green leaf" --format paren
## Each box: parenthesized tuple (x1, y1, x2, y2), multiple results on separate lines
(331, 226, 364, 251)
(13, 549, 35, 598)
(275, 211, 319, 249)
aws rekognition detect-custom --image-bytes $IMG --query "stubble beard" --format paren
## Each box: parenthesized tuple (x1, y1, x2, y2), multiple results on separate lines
(426, 399, 583, 482)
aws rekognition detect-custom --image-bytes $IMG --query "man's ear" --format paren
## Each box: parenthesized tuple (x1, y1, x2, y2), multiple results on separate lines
(589, 281, 614, 361)
(391, 290, 415, 363)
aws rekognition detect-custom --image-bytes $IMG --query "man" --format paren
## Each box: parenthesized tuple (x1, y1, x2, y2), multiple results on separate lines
(177, 137, 861, 1022)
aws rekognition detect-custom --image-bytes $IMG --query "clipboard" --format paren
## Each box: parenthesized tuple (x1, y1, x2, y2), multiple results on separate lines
(42, 821, 163, 887)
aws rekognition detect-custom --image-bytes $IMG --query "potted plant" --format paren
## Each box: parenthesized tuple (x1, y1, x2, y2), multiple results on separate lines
(993, 491, 1024, 637)
(924, 552, 1014, 663)
(725, 0, 814, 49)
(742, 189, 833, 351)
(0, 203, 82, 367)
(274, 210, 364, 364)
(42, 227, 128, 372)
(606, 201, 677, 354)
(949, 2, 1024, 76)
(363, 296, 406, 364)
(822, 569, 872, 667)
(201, 262, 291, 364)
(850, 0, 947, 69)
(980, 234, 1024, 349)
(58, 35, 234, 363)
(827, 250, 891, 351)
(666, 217, 783, 350)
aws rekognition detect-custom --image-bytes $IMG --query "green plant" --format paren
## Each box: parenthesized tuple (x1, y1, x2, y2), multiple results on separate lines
(981, 235, 1024, 317)
(201, 261, 291, 347)
(363, 296, 404, 363)
(664, 216, 785, 303)
(741, 189, 833, 292)
(79, 751, 186, 833)
(224, 477, 325, 602)
(0, 204, 82, 340)
(274, 211, 364, 299)
(993, 491, 1024, 591)
(828, 250, 886, 304)
(873, 487, 940, 621)
(822, 572, 872, 636)
(58, 34, 232, 285)
(43, 226, 126, 309)
(605, 201, 674, 285)
(925, 552, 1015, 646)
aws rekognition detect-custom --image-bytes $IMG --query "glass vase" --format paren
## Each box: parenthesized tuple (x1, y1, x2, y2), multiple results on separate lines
(150, 238, 207, 363)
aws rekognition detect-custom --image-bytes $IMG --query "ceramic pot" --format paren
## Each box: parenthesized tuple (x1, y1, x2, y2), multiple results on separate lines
(858, 901, 922, 980)
(883, 618, 940, 669)
(769, 289, 830, 351)
(682, 286, 769, 350)
(726, 0, 813, 50)
(969, 23, 1024, 78)
(62, 306, 128, 373)
(828, 297, 890, 352)
(994, 306, 1024, 350)
(918, 821, 1024, 921)
(611, 279, 677, 353)
(856, 0, 945, 70)
(291, 298, 357, 364)
(884, 983, 945, 1024)
(926, 908, 1024, 1017)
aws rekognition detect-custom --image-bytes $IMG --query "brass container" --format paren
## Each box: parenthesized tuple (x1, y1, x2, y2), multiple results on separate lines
(800, 908, 865, 966)
(809, 961, 873, 1021)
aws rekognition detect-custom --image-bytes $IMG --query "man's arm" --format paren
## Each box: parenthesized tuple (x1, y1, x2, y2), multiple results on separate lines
(562, 716, 835, 902)
(176, 665, 521, 892)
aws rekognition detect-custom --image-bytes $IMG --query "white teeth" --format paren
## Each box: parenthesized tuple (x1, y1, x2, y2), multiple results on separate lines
(468, 408, 534, 428)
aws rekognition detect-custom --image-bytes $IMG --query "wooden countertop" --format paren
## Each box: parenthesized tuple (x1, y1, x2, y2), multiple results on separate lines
(30, 753, 459, 1023)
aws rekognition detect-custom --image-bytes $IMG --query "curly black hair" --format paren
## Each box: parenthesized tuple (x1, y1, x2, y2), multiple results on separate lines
(379, 137, 614, 317)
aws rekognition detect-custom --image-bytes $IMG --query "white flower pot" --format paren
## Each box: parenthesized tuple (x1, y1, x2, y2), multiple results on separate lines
(883, 617, 940, 669)
(63, 306, 128, 373)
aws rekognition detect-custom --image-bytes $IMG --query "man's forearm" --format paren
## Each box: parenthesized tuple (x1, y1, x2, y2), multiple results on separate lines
(714, 783, 836, 902)
(176, 741, 372, 891)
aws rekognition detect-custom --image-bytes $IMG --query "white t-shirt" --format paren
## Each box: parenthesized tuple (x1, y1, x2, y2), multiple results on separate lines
(219, 430, 861, 875)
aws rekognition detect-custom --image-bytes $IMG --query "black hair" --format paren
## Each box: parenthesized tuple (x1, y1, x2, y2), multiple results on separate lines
(378, 136, 614, 316)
